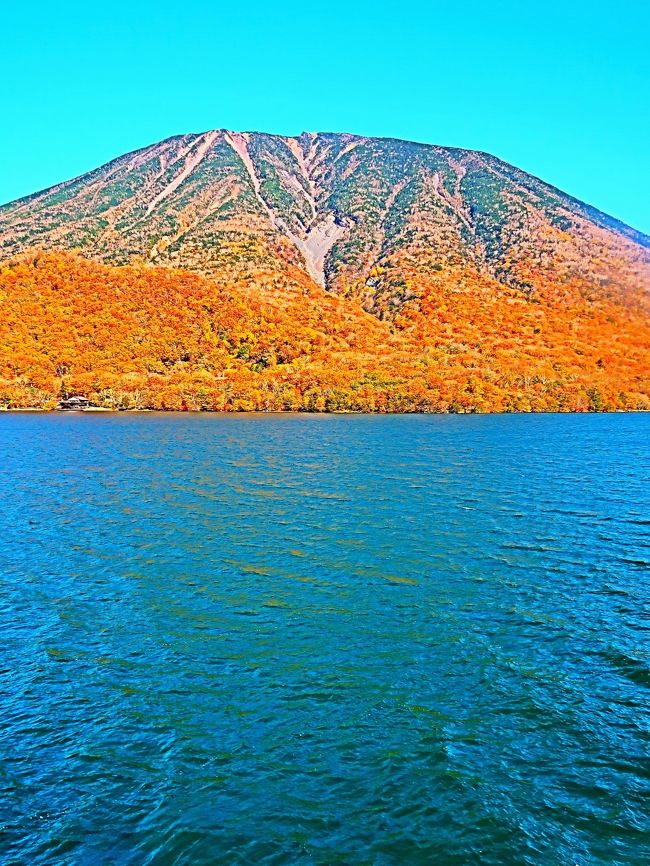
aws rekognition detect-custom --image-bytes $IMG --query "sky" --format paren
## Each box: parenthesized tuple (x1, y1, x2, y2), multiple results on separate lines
(2, 1, 649, 232)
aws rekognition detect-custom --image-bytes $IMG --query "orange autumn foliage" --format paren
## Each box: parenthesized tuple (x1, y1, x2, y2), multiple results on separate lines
(0, 251, 648, 412)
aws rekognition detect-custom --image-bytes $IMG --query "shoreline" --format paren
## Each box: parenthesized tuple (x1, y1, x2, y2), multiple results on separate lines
(1, 407, 644, 416)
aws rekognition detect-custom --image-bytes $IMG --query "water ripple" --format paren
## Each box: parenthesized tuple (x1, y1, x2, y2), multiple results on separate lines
(0, 412, 649, 865)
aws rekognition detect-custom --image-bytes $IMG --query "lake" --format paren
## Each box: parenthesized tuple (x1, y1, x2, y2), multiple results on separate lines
(0, 413, 648, 865)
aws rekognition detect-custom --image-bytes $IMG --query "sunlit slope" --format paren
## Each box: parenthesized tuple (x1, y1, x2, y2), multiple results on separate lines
(1, 130, 648, 318)
(1, 252, 648, 411)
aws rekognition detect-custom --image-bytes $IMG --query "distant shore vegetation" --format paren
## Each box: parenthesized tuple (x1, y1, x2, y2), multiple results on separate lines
(1, 253, 648, 414)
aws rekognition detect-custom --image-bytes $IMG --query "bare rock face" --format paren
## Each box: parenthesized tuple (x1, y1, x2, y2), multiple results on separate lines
(1, 130, 648, 320)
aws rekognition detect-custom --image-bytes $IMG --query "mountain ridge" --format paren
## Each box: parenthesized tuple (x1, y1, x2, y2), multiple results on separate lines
(3, 130, 648, 247)
(0, 129, 648, 412)
(1, 129, 648, 320)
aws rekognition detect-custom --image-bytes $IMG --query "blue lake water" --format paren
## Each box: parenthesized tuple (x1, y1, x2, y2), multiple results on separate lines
(0, 412, 648, 865)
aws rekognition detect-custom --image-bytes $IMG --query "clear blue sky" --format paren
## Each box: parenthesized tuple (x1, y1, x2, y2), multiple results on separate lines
(2, 0, 649, 232)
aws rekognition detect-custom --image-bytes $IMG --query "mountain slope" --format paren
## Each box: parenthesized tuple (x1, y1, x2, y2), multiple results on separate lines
(1, 251, 648, 412)
(1, 131, 648, 306)
(0, 130, 648, 412)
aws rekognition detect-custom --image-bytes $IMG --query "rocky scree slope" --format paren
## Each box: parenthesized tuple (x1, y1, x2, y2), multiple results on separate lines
(1, 130, 648, 320)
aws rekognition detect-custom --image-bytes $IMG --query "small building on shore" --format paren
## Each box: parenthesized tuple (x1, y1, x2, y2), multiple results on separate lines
(57, 395, 93, 411)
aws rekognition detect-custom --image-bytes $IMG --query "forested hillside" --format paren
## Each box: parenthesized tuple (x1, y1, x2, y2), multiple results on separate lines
(1, 252, 647, 411)
(1, 131, 648, 411)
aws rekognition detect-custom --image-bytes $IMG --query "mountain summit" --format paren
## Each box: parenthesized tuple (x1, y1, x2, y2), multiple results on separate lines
(0, 131, 648, 411)
(2, 130, 648, 307)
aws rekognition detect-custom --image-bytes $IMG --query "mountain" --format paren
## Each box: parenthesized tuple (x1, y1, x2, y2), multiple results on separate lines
(0, 131, 648, 412)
